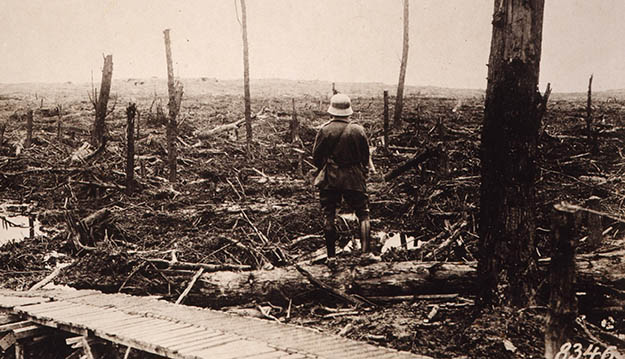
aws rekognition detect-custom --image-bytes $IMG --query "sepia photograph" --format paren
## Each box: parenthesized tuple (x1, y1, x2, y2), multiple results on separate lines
(0, 1, 624, 358)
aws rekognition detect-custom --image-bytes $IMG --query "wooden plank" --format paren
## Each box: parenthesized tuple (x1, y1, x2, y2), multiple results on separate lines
(0, 314, 20, 325)
(171, 334, 240, 353)
(13, 300, 69, 314)
(93, 330, 191, 359)
(80, 311, 136, 327)
(0, 331, 16, 351)
(232, 350, 286, 359)
(13, 325, 47, 340)
(157, 329, 219, 347)
(58, 307, 124, 323)
(21, 302, 89, 317)
(97, 317, 159, 332)
(14, 341, 24, 359)
(190, 339, 275, 359)
(89, 316, 141, 332)
(0, 321, 34, 333)
(116, 320, 183, 338)
(130, 323, 198, 343)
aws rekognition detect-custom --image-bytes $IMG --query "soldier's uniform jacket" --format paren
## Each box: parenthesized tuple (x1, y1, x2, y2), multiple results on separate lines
(312, 118, 370, 192)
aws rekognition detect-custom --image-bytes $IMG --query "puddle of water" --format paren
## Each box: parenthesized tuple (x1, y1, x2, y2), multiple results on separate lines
(0, 204, 41, 245)
(380, 232, 425, 254)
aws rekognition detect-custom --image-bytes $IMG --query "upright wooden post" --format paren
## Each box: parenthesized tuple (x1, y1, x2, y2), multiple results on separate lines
(126, 103, 136, 195)
(92, 55, 113, 147)
(25, 110, 33, 148)
(136, 108, 141, 139)
(289, 98, 300, 143)
(393, 0, 410, 129)
(56, 105, 63, 142)
(14, 341, 24, 359)
(586, 74, 593, 142)
(290, 99, 304, 178)
(383, 90, 389, 153)
(586, 196, 602, 249)
(240, 0, 252, 158)
(0, 121, 5, 145)
(545, 203, 579, 359)
(163, 29, 183, 183)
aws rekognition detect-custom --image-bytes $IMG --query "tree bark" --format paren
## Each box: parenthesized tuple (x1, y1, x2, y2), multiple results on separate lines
(24, 110, 33, 148)
(240, 0, 252, 158)
(383, 90, 389, 153)
(545, 205, 579, 359)
(393, 0, 409, 129)
(125, 103, 136, 195)
(184, 250, 625, 308)
(289, 98, 299, 143)
(163, 29, 183, 183)
(92, 55, 113, 148)
(478, 0, 545, 307)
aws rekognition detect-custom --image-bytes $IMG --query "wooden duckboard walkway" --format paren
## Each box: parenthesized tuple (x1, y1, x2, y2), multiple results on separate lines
(0, 289, 431, 359)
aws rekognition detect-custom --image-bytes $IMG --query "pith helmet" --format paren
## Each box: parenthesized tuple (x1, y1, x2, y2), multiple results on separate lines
(327, 93, 353, 117)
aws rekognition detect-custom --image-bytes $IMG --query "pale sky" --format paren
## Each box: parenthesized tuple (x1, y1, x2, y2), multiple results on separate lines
(1, 0, 624, 92)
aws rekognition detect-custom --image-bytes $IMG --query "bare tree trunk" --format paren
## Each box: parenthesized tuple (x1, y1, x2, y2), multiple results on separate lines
(585, 196, 602, 249)
(289, 98, 299, 143)
(240, 0, 252, 158)
(383, 90, 389, 153)
(24, 110, 33, 148)
(92, 55, 113, 147)
(0, 121, 5, 145)
(393, 0, 409, 129)
(126, 103, 136, 195)
(163, 29, 183, 183)
(56, 105, 62, 142)
(586, 74, 598, 153)
(478, 0, 545, 307)
(545, 204, 579, 359)
(290, 98, 304, 177)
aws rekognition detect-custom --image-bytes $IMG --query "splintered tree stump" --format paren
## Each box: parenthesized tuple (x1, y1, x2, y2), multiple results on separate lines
(0, 121, 6, 145)
(126, 103, 136, 194)
(545, 204, 579, 359)
(240, 0, 252, 157)
(478, 0, 545, 307)
(586, 196, 602, 249)
(393, 0, 409, 129)
(383, 90, 389, 153)
(92, 55, 113, 148)
(24, 110, 33, 148)
(163, 29, 183, 183)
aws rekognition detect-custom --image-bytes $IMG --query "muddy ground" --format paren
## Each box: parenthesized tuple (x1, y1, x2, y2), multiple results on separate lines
(1, 79, 624, 358)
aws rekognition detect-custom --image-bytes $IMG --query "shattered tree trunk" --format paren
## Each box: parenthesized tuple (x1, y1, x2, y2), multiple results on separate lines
(393, 0, 409, 129)
(185, 250, 625, 307)
(383, 90, 389, 153)
(0, 121, 5, 145)
(24, 110, 33, 148)
(240, 0, 252, 158)
(545, 205, 578, 359)
(92, 55, 113, 148)
(126, 103, 136, 194)
(163, 29, 183, 183)
(478, 0, 545, 307)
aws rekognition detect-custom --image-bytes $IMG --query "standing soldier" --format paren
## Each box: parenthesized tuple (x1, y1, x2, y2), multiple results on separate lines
(312, 93, 372, 266)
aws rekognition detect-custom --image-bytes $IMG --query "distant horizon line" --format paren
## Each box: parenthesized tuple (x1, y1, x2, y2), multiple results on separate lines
(1, 77, 622, 95)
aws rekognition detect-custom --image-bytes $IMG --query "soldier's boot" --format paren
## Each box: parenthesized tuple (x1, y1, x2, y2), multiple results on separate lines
(323, 228, 338, 258)
(359, 216, 371, 253)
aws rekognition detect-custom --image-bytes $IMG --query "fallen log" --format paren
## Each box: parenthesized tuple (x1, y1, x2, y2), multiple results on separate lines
(187, 250, 625, 308)
(384, 148, 434, 181)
